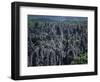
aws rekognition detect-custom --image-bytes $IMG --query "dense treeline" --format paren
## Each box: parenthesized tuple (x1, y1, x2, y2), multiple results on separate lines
(28, 20, 88, 66)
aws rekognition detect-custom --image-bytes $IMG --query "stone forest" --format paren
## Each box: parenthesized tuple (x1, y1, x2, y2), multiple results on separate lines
(28, 15, 88, 66)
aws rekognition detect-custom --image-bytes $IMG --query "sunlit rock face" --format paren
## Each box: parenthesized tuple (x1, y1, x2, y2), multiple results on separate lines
(28, 15, 88, 66)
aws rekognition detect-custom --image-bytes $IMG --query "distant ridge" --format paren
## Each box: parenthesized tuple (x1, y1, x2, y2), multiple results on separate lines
(28, 15, 87, 23)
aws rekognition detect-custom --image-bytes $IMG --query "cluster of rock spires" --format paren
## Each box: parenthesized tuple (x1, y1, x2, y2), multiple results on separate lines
(28, 21, 87, 66)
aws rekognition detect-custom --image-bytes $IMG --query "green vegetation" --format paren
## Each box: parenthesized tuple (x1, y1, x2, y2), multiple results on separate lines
(71, 53, 88, 64)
